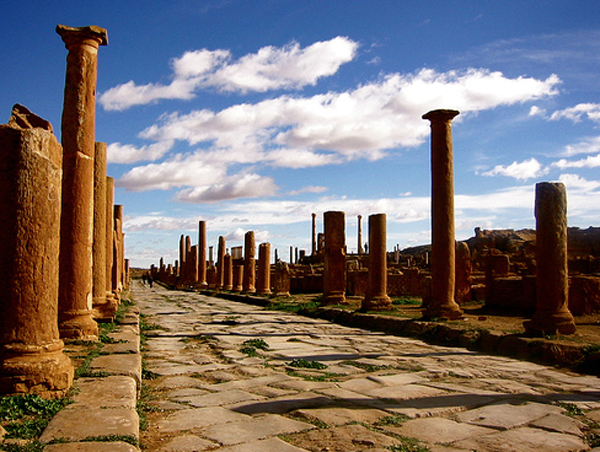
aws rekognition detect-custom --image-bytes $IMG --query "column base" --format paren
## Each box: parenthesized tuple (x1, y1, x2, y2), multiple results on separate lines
(243, 289, 257, 295)
(59, 310, 98, 341)
(361, 294, 392, 311)
(322, 291, 347, 306)
(524, 310, 576, 336)
(92, 294, 119, 322)
(424, 300, 463, 320)
(257, 290, 271, 296)
(0, 340, 74, 397)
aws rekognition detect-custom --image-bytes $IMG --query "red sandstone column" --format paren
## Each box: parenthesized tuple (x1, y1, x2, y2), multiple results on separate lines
(0, 105, 74, 396)
(198, 221, 208, 288)
(362, 213, 392, 310)
(57, 25, 108, 340)
(422, 109, 463, 320)
(217, 236, 226, 290)
(524, 182, 576, 335)
(257, 243, 272, 296)
(223, 254, 233, 291)
(92, 142, 116, 320)
(323, 211, 346, 305)
(311, 213, 317, 256)
(233, 265, 244, 292)
(243, 231, 256, 294)
(105, 177, 116, 303)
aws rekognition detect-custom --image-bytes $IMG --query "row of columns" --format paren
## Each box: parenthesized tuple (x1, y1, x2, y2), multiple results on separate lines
(0, 24, 129, 397)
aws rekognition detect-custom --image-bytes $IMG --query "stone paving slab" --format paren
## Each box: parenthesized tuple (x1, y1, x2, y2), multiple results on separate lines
(180, 388, 264, 407)
(157, 406, 251, 432)
(229, 391, 334, 415)
(44, 442, 139, 452)
(39, 407, 139, 443)
(294, 406, 390, 426)
(89, 353, 142, 390)
(218, 437, 310, 452)
(159, 434, 217, 451)
(391, 417, 496, 444)
(69, 376, 137, 409)
(199, 413, 314, 446)
(453, 426, 589, 452)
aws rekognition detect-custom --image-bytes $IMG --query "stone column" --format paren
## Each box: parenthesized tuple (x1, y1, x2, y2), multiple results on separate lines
(422, 109, 463, 320)
(243, 231, 256, 294)
(357, 215, 364, 255)
(198, 221, 208, 288)
(361, 213, 391, 310)
(323, 211, 346, 305)
(233, 265, 244, 292)
(289, 246, 294, 264)
(524, 182, 576, 335)
(189, 245, 198, 284)
(57, 25, 108, 340)
(0, 105, 74, 396)
(217, 236, 226, 289)
(257, 243, 272, 296)
(114, 205, 124, 291)
(178, 235, 185, 280)
(185, 236, 192, 283)
(92, 142, 116, 320)
(455, 241, 472, 304)
(105, 177, 116, 303)
(311, 213, 317, 256)
(223, 254, 233, 291)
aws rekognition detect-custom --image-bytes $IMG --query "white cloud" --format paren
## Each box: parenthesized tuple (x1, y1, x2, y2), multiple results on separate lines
(553, 153, 600, 169)
(528, 105, 545, 117)
(99, 37, 358, 110)
(556, 136, 600, 158)
(174, 173, 278, 203)
(480, 158, 549, 180)
(288, 185, 328, 196)
(107, 140, 174, 164)
(550, 103, 600, 123)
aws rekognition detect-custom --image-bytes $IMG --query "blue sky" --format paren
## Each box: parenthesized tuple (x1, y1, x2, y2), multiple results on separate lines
(2, 1, 600, 268)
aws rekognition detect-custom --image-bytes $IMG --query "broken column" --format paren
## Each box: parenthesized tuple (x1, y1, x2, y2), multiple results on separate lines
(455, 241, 472, 304)
(323, 211, 346, 305)
(189, 245, 199, 284)
(524, 182, 576, 335)
(233, 265, 244, 292)
(223, 254, 233, 291)
(361, 213, 392, 310)
(422, 109, 463, 320)
(0, 105, 74, 396)
(198, 221, 208, 288)
(113, 205, 124, 292)
(243, 231, 256, 294)
(92, 142, 116, 320)
(57, 24, 108, 340)
(257, 243, 271, 296)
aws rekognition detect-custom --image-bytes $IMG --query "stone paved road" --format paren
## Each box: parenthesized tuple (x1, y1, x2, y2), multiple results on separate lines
(136, 282, 600, 452)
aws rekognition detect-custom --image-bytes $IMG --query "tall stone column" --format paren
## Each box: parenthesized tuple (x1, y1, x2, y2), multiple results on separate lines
(243, 231, 256, 294)
(198, 221, 208, 288)
(357, 215, 364, 254)
(361, 213, 391, 310)
(217, 236, 226, 290)
(57, 25, 108, 340)
(223, 254, 233, 291)
(422, 109, 463, 320)
(323, 211, 346, 305)
(233, 265, 244, 292)
(178, 235, 185, 281)
(189, 245, 198, 284)
(524, 183, 576, 335)
(0, 105, 74, 396)
(257, 243, 272, 296)
(311, 213, 317, 256)
(114, 205, 124, 291)
(92, 142, 116, 320)
(105, 177, 116, 302)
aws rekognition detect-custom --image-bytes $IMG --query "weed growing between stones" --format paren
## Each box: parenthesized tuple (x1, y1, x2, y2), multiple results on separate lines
(287, 359, 328, 369)
(586, 432, 600, 448)
(1, 441, 46, 452)
(340, 360, 394, 372)
(83, 434, 139, 446)
(376, 415, 410, 426)
(0, 394, 72, 441)
(557, 401, 585, 416)
(387, 443, 431, 452)
(240, 338, 270, 356)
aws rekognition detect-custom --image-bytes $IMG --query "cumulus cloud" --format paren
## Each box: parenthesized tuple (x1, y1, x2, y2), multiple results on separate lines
(553, 153, 600, 169)
(288, 185, 328, 196)
(107, 140, 174, 164)
(556, 135, 600, 157)
(550, 103, 600, 123)
(481, 158, 549, 180)
(174, 173, 278, 203)
(99, 37, 358, 110)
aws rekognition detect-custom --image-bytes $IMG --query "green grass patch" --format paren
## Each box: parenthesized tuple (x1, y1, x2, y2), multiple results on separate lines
(340, 360, 393, 373)
(557, 402, 585, 417)
(83, 434, 139, 446)
(0, 394, 72, 440)
(586, 432, 600, 448)
(285, 370, 341, 382)
(376, 414, 410, 426)
(391, 297, 422, 306)
(240, 346, 259, 357)
(1, 441, 46, 452)
(287, 358, 327, 369)
(266, 300, 320, 313)
(242, 339, 269, 350)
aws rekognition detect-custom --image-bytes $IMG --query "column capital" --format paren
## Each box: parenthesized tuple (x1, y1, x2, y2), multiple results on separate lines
(422, 109, 460, 122)
(56, 25, 108, 49)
